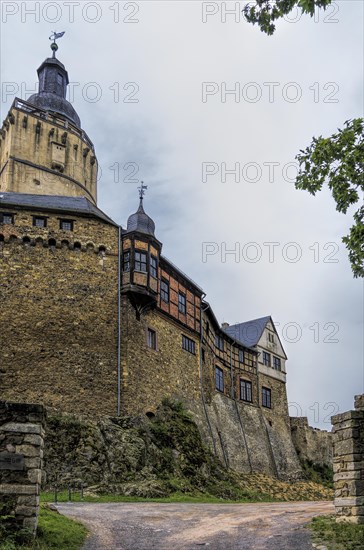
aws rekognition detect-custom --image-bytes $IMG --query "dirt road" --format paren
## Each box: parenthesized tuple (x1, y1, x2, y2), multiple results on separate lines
(57, 500, 333, 550)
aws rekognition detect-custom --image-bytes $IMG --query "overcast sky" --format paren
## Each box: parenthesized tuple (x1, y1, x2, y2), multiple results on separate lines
(1, 1, 363, 429)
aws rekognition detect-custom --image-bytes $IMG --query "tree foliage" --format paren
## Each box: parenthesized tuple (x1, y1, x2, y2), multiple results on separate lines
(295, 119, 364, 278)
(243, 0, 333, 35)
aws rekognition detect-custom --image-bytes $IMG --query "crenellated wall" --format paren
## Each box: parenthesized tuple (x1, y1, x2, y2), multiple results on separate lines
(0, 211, 119, 417)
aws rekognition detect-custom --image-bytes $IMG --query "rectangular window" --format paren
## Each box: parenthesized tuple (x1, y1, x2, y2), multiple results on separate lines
(147, 328, 157, 350)
(268, 333, 275, 343)
(182, 335, 195, 354)
(240, 380, 253, 402)
(150, 255, 158, 278)
(135, 251, 147, 272)
(215, 366, 224, 392)
(57, 73, 64, 86)
(202, 348, 205, 363)
(122, 251, 130, 272)
(263, 351, 271, 367)
(178, 292, 186, 314)
(160, 279, 169, 303)
(215, 334, 224, 351)
(239, 349, 244, 363)
(262, 387, 271, 408)
(60, 219, 73, 231)
(0, 213, 14, 225)
(273, 356, 281, 371)
(33, 216, 47, 228)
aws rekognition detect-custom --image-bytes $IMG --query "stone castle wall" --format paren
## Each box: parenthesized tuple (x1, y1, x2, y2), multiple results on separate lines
(332, 394, 364, 524)
(0, 211, 119, 417)
(290, 417, 333, 467)
(0, 401, 46, 536)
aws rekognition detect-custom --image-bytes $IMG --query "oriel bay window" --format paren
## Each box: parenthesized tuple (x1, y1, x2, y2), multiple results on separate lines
(135, 251, 147, 272)
(240, 380, 252, 403)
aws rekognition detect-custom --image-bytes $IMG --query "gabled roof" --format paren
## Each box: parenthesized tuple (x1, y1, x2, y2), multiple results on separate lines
(0, 192, 117, 226)
(224, 316, 272, 348)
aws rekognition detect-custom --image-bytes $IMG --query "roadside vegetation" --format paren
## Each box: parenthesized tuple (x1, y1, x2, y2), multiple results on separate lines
(311, 515, 364, 550)
(0, 505, 87, 550)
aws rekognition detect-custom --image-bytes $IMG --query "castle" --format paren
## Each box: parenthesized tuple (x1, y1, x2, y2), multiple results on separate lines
(0, 41, 305, 479)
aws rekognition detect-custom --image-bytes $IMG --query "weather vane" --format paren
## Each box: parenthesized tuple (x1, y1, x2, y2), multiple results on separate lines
(49, 31, 66, 58)
(138, 181, 148, 201)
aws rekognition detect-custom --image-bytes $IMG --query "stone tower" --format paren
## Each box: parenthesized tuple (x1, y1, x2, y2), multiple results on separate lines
(0, 42, 98, 204)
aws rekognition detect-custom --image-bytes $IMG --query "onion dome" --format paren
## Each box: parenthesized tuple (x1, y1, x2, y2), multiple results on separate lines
(127, 198, 155, 236)
(27, 42, 81, 127)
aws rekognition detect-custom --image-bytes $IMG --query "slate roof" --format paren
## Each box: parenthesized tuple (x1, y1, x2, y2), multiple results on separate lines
(126, 199, 156, 236)
(224, 316, 272, 348)
(0, 192, 117, 225)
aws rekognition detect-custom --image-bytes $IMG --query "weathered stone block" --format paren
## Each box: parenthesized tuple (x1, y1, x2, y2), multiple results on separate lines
(15, 444, 40, 457)
(0, 484, 38, 495)
(1, 423, 42, 435)
(15, 505, 37, 517)
(27, 469, 42, 484)
(23, 434, 43, 446)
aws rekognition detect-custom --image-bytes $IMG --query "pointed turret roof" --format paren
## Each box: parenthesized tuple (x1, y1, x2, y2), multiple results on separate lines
(126, 198, 156, 236)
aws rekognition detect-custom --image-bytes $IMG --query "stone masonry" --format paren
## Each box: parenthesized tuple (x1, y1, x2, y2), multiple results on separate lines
(0, 401, 46, 536)
(332, 394, 364, 524)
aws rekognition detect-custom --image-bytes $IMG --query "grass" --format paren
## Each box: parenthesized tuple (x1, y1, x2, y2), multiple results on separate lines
(41, 489, 278, 504)
(0, 506, 88, 550)
(310, 515, 364, 550)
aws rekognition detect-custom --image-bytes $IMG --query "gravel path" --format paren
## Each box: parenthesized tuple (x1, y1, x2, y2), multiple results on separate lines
(57, 500, 334, 550)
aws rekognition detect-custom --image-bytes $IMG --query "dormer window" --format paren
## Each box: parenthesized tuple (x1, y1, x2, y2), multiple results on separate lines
(135, 251, 147, 272)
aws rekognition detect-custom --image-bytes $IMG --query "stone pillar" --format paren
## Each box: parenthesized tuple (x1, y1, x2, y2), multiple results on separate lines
(332, 394, 364, 524)
(0, 401, 46, 536)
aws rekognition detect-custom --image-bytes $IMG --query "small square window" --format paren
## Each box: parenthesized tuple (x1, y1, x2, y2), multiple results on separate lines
(263, 351, 271, 367)
(60, 219, 73, 231)
(178, 292, 186, 314)
(215, 366, 224, 392)
(262, 387, 272, 408)
(161, 279, 169, 303)
(150, 255, 158, 278)
(273, 356, 281, 371)
(147, 328, 157, 350)
(1, 213, 14, 225)
(33, 216, 47, 228)
(182, 335, 195, 354)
